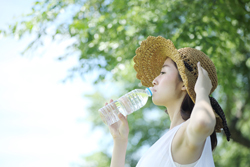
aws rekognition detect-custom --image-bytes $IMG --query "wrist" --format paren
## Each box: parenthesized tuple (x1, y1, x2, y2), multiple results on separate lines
(196, 88, 210, 97)
(195, 91, 210, 104)
(114, 138, 128, 145)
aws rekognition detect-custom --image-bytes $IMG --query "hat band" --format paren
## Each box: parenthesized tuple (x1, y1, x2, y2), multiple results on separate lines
(209, 96, 231, 141)
(183, 60, 194, 72)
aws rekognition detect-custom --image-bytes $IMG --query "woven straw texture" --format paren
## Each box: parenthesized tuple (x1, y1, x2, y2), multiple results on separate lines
(133, 36, 223, 132)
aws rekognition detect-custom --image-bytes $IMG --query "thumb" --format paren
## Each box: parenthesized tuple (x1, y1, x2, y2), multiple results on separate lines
(197, 62, 203, 76)
(118, 113, 128, 124)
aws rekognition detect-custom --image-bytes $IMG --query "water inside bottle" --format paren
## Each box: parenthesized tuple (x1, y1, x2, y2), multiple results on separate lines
(118, 89, 149, 115)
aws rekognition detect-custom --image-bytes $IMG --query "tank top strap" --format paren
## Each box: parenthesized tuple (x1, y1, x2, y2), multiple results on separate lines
(168, 122, 215, 167)
(168, 122, 186, 166)
(169, 122, 186, 141)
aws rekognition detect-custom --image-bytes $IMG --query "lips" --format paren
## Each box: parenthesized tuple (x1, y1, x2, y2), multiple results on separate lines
(152, 88, 157, 92)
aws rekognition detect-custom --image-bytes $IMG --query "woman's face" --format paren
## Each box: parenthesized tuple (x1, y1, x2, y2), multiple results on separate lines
(152, 58, 184, 106)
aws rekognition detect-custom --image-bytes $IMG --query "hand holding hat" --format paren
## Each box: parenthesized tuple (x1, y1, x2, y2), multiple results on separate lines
(195, 62, 213, 96)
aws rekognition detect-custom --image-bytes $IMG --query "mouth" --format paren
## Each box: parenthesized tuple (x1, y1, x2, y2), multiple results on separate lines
(152, 88, 157, 92)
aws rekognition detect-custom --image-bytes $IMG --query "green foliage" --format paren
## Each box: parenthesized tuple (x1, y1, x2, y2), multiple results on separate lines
(2, 0, 250, 166)
(213, 135, 250, 166)
(83, 151, 111, 167)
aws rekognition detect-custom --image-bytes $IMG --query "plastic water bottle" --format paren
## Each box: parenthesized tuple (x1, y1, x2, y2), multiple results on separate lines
(98, 87, 153, 125)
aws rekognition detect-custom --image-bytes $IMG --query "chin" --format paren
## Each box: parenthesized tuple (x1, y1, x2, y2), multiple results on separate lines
(152, 97, 165, 106)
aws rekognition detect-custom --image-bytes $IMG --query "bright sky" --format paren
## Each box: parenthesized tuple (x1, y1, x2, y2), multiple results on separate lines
(0, 1, 104, 167)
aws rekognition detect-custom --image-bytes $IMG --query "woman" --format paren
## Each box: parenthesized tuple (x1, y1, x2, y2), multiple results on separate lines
(105, 36, 230, 167)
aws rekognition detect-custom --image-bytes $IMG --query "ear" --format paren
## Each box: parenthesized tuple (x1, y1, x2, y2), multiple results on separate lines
(181, 85, 186, 91)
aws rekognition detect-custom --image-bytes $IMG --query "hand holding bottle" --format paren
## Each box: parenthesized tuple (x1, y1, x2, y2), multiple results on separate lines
(106, 99, 129, 142)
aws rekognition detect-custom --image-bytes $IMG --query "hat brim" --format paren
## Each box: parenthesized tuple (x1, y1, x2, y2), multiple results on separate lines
(133, 36, 190, 100)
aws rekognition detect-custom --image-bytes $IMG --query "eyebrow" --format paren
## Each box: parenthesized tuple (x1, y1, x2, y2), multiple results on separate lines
(162, 64, 170, 68)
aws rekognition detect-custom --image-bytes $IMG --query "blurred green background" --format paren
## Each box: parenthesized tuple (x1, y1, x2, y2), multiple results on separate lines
(1, 0, 250, 166)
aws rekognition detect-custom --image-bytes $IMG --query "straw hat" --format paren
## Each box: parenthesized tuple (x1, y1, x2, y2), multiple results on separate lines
(133, 36, 230, 141)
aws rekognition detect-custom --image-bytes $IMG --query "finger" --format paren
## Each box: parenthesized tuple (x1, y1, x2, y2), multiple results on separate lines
(203, 70, 208, 77)
(202, 67, 208, 75)
(105, 99, 113, 106)
(197, 62, 203, 76)
(118, 113, 128, 124)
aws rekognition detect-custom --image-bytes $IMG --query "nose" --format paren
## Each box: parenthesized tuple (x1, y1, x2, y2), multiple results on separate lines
(152, 78, 158, 85)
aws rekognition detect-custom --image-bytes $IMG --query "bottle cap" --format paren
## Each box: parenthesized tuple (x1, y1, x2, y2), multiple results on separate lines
(146, 87, 153, 97)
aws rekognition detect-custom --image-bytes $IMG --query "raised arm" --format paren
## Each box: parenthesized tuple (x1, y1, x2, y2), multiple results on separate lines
(186, 62, 216, 147)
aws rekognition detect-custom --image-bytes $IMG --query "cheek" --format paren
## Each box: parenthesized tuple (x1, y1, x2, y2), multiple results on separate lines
(152, 77, 178, 105)
(159, 75, 175, 88)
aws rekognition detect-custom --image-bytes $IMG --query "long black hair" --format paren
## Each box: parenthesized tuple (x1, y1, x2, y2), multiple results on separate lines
(173, 61, 217, 151)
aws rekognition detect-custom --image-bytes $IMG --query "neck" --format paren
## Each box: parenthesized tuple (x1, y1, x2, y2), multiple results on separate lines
(166, 95, 186, 130)
(168, 107, 185, 130)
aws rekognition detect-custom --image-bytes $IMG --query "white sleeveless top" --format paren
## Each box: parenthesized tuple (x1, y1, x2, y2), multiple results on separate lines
(136, 122, 215, 167)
